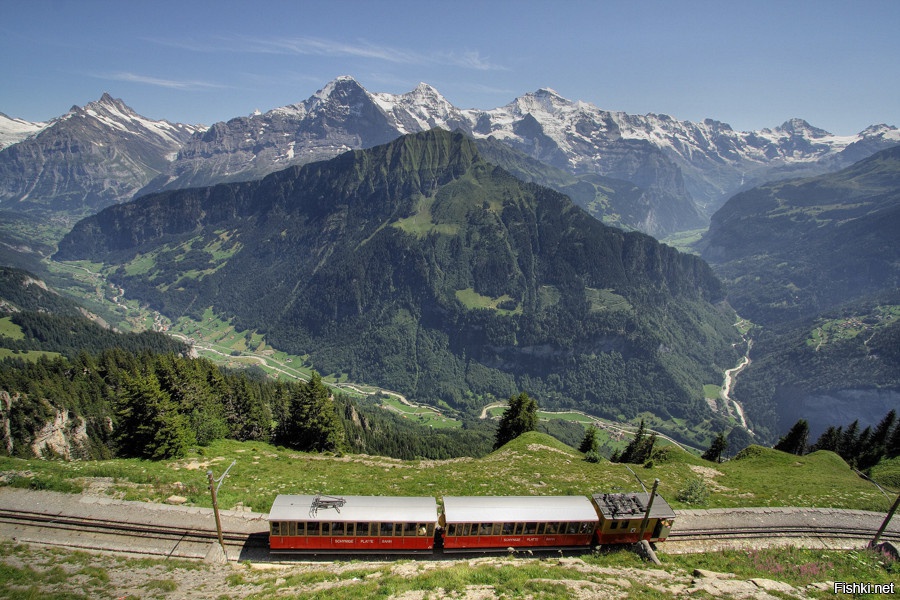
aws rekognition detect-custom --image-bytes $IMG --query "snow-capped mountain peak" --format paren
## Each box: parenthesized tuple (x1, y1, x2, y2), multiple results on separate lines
(0, 112, 46, 150)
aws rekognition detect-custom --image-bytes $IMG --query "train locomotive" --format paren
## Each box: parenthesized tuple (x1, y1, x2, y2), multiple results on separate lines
(268, 491, 675, 553)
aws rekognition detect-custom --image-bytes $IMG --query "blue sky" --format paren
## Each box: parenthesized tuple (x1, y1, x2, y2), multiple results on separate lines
(2, 0, 898, 135)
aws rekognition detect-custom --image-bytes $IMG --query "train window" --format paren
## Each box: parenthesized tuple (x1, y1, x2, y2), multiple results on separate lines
(321, 522, 330, 536)
(492, 523, 502, 536)
(502, 522, 514, 535)
(514, 523, 525, 535)
(356, 522, 370, 536)
(380, 522, 394, 537)
(479, 523, 492, 536)
(565, 522, 579, 535)
(427, 523, 435, 537)
(271, 522, 280, 536)
(524, 522, 537, 535)
(580, 522, 593, 534)
(403, 522, 417, 537)
(307, 522, 320, 536)
(332, 522, 346, 536)
(609, 521, 618, 530)
(536, 523, 545, 535)
(297, 522, 305, 536)
(545, 522, 558, 534)
(447, 523, 457, 536)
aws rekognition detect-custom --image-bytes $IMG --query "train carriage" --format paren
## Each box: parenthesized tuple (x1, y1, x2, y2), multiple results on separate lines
(441, 496, 599, 552)
(592, 492, 676, 544)
(268, 494, 438, 553)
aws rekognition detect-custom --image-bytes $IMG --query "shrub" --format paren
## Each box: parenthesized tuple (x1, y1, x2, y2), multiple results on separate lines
(584, 450, 601, 463)
(675, 478, 709, 505)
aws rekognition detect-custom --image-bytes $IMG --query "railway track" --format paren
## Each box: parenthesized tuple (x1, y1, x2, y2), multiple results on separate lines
(669, 524, 900, 544)
(2, 501, 898, 560)
(0, 507, 267, 559)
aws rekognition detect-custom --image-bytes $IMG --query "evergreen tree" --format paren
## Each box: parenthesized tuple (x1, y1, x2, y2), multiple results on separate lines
(278, 372, 345, 452)
(615, 419, 656, 464)
(773, 419, 809, 456)
(115, 370, 194, 460)
(887, 420, 900, 458)
(701, 431, 728, 463)
(839, 420, 860, 461)
(579, 425, 599, 454)
(493, 391, 538, 450)
(811, 425, 842, 453)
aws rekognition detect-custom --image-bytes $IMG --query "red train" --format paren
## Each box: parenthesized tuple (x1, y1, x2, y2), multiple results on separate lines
(268, 491, 675, 553)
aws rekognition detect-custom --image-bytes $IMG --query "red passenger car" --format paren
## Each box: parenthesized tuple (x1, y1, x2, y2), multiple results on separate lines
(268, 494, 438, 553)
(441, 496, 599, 552)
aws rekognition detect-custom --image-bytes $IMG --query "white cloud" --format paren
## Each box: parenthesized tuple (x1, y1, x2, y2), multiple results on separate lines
(148, 34, 505, 71)
(93, 72, 226, 91)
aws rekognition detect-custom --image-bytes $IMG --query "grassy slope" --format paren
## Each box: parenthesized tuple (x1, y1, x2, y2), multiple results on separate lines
(0, 432, 893, 514)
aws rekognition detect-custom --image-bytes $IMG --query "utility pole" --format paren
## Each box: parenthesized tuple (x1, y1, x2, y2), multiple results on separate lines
(637, 478, 662, 565)
(870, 492, 900, 549)
(207, 460, 236, 552)
(638, 478, 660, 541)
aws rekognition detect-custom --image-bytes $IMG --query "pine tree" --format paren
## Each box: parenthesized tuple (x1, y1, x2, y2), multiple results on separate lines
(773, 419, 809, 456)
(702, 431, 728, 463)
(579, 426, 599, 454)
(115, 370, 194, 460)
(887, 420, 900, 458)
(279, 372, 345, 452)
(493, 391, 538, 450)
(811, 425, 842, 453)
(616, 419, 656, 464)
(839, 420, 860, 461)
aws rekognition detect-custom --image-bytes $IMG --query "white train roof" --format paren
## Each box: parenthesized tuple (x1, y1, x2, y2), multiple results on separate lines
(442, 496, 599, 523)
(269, 495, 438, 523)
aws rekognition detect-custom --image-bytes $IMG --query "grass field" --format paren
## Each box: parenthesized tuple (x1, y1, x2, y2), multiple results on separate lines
(377, 395, 461, 429)
(2, 432, 898, 598)
(0, 317, 25, 340)
(0, 537, 896, 600)
(1, 432, 894, 516)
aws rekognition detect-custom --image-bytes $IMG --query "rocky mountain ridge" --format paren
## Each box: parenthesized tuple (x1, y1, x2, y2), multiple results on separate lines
(139, 76, 899, 227)
(0, 94, 203, 217)
(4, 77, 897, 236)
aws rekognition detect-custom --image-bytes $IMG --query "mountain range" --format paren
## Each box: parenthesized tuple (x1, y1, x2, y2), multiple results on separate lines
(3, 76, 899, 445)
(54, 129, 742, 447)
(0, 95, 202, 218)
(3, 76, 898, 237)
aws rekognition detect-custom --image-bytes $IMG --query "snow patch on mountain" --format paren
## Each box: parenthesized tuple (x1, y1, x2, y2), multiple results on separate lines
(0, 113, 47, 150)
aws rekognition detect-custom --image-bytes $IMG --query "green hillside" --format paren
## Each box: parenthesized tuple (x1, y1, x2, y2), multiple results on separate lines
(701, 145, 900, 327)
(0, 432, 893, 514)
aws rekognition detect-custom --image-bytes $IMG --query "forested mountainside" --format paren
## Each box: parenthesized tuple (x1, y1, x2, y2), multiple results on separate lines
(0, 265, 500, 461)
(733, 296, 900, 439)
(55, 129, 741, 444)
(701, 145, 900, 328)
(698, 146, 900, 440)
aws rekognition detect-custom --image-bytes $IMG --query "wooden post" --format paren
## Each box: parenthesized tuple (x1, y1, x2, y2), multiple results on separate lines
(870, 492, 900, 549)
(638, 478, 660, 541)
(207, 470, 225, 550)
